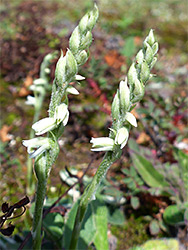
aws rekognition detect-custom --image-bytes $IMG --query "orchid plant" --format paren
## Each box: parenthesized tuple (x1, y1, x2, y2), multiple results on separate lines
(69, 29, 158, 250)
(25, 51, 57, 193)
(22, 4, 159, 250)
(23, 5, 99, 249)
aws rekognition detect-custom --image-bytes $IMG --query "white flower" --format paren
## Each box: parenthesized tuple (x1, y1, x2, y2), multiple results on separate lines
(115, 127, 129, 149)
(32, 104, 69, 135)
(90, 137, 115, 151)
(22, 137, 52, 158)
(124, 112, 137, 127)
(67, 86, 79, 95)
(32, 118, 56, 135)
(54, 103, 69, 126)
(25, 95, 35, 106)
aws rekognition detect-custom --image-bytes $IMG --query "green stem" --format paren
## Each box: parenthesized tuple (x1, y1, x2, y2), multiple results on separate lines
(27, 99, 45, 194)
(32, 154, 48, 250)
(69, 149, 121, 250)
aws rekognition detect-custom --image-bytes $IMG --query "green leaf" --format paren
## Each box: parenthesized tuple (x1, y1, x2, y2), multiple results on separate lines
(142, 239, 179, 250)
(107, 206, 125, 225)
(149, 220, 160, 235)
(62, 200, 79, 249)
(120, 37, 136, 58)
(131, 153, 169, 188)
(92, 200, 109, 250)
(77, 202, 96, 250)
(128, 138, 140, 153)
(131, 196, 140, 209)
(43, 213, 64, 247)
(163, 205, 185, 226)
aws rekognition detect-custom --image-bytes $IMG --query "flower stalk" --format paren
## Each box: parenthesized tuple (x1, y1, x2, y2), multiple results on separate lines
(23, 5, 99, 250)
(26, 52, 57, 194)
(69, 29, 159, 249)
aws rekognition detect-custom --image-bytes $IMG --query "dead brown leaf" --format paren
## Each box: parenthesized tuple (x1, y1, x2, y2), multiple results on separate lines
(104, 50, 125, 69)
(136, 132, 150, 144)
(0, 125, 13, 142)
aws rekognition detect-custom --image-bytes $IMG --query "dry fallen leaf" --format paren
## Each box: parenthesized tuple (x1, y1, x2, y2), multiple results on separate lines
(104, 50, 125, 69)
(18, 75, 33, 97)
(23, 75, 33, 87)
(136, 132, 150, 144)
(0, 125, 13, 142)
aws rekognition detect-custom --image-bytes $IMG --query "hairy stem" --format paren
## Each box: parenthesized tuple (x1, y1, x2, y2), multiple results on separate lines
(69, 149, 121, 249)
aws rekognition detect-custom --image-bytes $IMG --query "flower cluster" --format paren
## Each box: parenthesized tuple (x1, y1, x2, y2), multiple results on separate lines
(90, 30, 158, 152)
(23, 6, 99, 160)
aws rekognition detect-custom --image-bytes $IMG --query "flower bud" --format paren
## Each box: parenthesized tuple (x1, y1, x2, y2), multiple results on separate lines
(69, 27, 80, 53)
(90, 137, 115, 151)
(132, 78, 145, 103)
(75, 50, 89, 66)
(145, 29, 155, 46)
(65, 49, 78, 80)
(115, 127, 129, 149)
(124, 112, 137, 127)
(44, 68, 50, 74)
(136, 49, 144, 65)
(150, 57, 157, 69)
(55, 51, 66, 84)
(152, 42, 158, 56)
(87, 4, 99, 31)
(119, 78, 130, 112)
(111, 90, 121, 121)
(79, 31, 93, 50)
(145, 43, 153, 65)
(79, 13, 89, 33)
(54, 103, 69, 126)
(140, 61, 150, 84)
(128, 63, 138, 91)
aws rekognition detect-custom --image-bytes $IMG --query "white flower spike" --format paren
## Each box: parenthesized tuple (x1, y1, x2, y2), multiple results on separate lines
(90, 137, 115, 151)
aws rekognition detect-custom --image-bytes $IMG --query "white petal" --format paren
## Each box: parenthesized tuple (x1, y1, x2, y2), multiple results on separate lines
(90, 137, 114, 152)
(115, 127, 129, 145)
(75, 75, 85, 81)
(62, 112, 69, 126)
(25, 95, 35, 105)
(67, 86, 79, 95)
(33, 78, 47, 85)
(125, 112, 137, 127)
(29, 145, 47, 158)
(90, 137, 114, 147)
(91, 146, 114, 151)
(32, 117, 56, 135)
(55, 103, 69, 126)
(120, 136, 129, 149)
